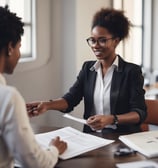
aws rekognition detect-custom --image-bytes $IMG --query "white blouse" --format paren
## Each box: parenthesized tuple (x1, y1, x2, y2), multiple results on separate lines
(92, 56, 118, 129)
(0, 74, 59, 168)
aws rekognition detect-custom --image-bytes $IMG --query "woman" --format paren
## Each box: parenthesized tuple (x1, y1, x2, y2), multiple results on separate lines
(0, 6, 67, 168)
(27, 8, 147, 133)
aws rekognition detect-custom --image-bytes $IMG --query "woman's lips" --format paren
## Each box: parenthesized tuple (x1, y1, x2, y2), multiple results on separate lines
(94, 51, 103, 56)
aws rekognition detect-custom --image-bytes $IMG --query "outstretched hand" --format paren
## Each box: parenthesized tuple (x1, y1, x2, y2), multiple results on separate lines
(26, 101, 48, 117)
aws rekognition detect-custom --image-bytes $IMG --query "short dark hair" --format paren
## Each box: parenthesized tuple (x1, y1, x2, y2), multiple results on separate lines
(91, 8, 131, 40)
(0, 6, 24, 53)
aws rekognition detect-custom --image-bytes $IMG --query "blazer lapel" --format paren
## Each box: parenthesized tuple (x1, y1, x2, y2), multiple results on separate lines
(110, 56, 125, 115)
(88, 67, 97, 114)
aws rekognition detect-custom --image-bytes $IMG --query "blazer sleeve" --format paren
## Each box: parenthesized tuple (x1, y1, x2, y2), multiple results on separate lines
(128, 65, 147, 123)
(62, 62, 87, 112)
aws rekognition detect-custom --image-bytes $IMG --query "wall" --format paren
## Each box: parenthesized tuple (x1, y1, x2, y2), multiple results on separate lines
(76, 0, 112, 71)
(152, 0, 158, 70)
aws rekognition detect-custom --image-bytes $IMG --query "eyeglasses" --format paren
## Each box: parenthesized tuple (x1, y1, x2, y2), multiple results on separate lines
(86, 37, 114, 47)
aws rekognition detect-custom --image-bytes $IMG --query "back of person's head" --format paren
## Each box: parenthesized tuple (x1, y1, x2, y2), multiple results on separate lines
(91, 8, 131, 40)
(0, 6, 24, 55)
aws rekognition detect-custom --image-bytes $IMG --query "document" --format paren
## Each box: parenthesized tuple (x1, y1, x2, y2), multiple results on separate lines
(35, 126, 114, 160)
(63, 113, 87, 125)
(14, 161, 21, 167)
(119, 130, 158, 158)
(116, 160, 158, 168)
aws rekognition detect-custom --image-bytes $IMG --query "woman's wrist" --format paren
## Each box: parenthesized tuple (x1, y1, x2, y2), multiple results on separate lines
(112, 114, 119, 125)
(44, 100, 53, 111)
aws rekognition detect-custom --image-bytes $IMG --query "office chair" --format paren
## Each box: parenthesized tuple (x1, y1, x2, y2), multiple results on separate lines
(141, 99, 158, 131)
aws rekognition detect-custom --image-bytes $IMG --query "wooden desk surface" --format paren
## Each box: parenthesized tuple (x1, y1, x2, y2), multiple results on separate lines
(32, 125, 158, 168)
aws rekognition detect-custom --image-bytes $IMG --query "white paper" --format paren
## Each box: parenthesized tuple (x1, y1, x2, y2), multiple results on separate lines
(116, 160, 158, 168)
(35, 126, 114, 160)
(14, 161, 21, 167)
(63, 114, 87, 125)
(119, 130, 158, 158)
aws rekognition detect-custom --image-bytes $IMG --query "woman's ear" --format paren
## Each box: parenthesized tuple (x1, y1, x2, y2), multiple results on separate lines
(113, 37, 121, 48)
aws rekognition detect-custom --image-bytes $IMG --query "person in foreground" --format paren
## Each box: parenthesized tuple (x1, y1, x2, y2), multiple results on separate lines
(0, 6, 67, 168)
(27, 8, 147, 133)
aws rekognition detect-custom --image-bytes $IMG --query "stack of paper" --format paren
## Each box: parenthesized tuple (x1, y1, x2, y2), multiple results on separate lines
(119, 130, 158, 158)
(116, 160, 158, 168)
(35, 126, 114, 160)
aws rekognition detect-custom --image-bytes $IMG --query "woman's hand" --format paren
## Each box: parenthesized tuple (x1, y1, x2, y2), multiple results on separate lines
(87, 115, 114, 130)
(50, 136, 67, 155)
(26, 101, 49, 117)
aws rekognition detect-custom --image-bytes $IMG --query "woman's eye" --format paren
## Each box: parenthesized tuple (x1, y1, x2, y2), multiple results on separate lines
(99, 39, 107, 43)
(90, 39, 96, 43)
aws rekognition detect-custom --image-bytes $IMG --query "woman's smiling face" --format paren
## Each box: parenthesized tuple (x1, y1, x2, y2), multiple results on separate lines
(90, 26, 118, 61)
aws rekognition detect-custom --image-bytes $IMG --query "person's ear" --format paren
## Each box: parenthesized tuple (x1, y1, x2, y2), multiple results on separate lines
(113, 37, 120, 48)
(8, 42, 13, 56)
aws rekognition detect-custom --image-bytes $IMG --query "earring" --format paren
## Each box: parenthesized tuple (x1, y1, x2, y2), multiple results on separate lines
(8, 52, 11, 56)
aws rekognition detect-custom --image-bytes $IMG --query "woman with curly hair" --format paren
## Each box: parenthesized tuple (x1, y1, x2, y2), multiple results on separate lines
(27, 8, 147, 134)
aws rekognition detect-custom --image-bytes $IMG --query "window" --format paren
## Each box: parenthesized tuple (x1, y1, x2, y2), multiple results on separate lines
(0, 0, 36, 62)
(113, 0, 143, 65)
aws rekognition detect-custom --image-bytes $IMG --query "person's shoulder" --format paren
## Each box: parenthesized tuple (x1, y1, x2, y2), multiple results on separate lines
(126, 62, 141, 70)
(82, 60, 96, 69)
(119, 56, 141, 70)
(0, 85, 23, 103)
(3, 85, 19, 95)
(0, 85, 26, 125)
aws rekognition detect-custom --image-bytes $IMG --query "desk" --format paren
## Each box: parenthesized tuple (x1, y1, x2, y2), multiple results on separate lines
(32, 125, 158, 168)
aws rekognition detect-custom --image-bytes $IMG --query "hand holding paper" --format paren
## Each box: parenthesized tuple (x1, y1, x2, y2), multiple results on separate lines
(63, 114, 87, 125)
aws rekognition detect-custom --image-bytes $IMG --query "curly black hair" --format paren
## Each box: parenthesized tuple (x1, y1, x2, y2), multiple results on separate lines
(91, 8, 131, 40)
(0, 6, 24, 54)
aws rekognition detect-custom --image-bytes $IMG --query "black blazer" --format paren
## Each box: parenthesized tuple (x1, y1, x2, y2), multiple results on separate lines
(63, 56, 147, 133)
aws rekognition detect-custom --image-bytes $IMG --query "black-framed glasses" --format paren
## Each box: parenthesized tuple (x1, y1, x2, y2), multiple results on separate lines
(86, 37, 114, 47)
